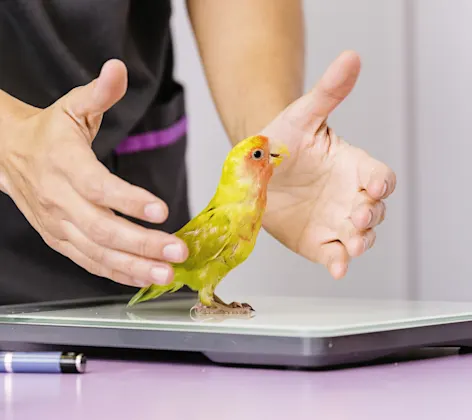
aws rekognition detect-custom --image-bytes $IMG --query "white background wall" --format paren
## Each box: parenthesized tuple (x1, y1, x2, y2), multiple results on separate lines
(170, 0, 411, 300)
(414, 0, 472, 301)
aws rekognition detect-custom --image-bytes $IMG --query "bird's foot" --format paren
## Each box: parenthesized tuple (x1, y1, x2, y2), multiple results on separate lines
(190, 301, 254, 317)
(212, 295, 254, 312)
(226, 301, 254, 311)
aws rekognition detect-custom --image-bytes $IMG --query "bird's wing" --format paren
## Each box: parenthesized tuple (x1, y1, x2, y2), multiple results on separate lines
(174, 205, 234, 271)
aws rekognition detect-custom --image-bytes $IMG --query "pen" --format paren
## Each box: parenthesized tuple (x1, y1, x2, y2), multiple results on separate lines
(0, 351, 86, 374)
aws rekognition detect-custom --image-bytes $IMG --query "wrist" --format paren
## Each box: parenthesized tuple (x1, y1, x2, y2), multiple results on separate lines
(0, 89, 38, 151)
(0, 90, 38, 195)
(0, 90, 39, 135)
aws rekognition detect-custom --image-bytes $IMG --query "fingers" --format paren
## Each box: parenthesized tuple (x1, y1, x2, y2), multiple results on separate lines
(53, 240, 140, 288)
(67, 59, 127, 118)
(334, 157, 392, 260)
(86, 171, 169, 224)
(335, 221, 377, 258)
(56, 141, 169, 224)
(60, 220, 174, 287)
(7, 188, 141, 288)
(308, 50, 361, 120)
(358, 155, 396, 200)
(278, 50, 361, 132)
(36, 185, 186, 286)
(317, 241, 350, 280)
(63, 190, 188, 263)
(339, 219, 376, 257)
(59, 59, 128, 139)
(345, 228, 377, 258)
(30, 160, 188, 268)
(351, 199, 386, 231)
(336, 190, 383, 257)
(23, 178, 185, 287)
(337, 214, 378, 258)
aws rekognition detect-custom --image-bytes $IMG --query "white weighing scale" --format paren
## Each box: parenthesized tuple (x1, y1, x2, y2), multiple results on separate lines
(1, 292, 472, 368)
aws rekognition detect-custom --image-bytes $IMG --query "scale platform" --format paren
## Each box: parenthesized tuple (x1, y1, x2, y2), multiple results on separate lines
(1, 293, 472, 368)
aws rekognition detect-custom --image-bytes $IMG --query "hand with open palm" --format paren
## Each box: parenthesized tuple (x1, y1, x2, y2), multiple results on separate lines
(261, 51, 396, 279)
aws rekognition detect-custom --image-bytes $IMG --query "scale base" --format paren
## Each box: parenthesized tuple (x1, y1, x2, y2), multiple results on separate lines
(1, 294, 472, 369)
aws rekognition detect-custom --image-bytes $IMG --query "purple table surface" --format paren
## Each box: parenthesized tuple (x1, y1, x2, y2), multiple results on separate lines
(1, 350, 471, 420)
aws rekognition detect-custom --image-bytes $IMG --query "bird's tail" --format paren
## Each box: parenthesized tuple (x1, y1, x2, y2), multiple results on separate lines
(127, 281, 184, 307)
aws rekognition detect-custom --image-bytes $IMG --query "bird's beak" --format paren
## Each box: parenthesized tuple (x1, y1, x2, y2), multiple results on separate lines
(269, 143, 290, 167)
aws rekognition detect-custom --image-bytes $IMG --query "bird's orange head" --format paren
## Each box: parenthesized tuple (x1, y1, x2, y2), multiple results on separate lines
(226, 135, 289, 179)
(217, 135, 289, 202)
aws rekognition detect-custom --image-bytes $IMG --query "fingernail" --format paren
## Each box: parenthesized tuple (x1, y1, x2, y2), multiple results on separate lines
(366, 210, 373, 226)
(134, 279, 150, 288)
(364, 237, 370, 251)
(163, 244, 184, 262)
(150, 267, 170, 284)
(144, 203, 165, 222)
(381, 182, 388, 197)
(332, 262, 346, 279)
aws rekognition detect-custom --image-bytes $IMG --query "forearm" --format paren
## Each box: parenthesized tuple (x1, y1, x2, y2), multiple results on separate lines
(186, 0, 305, 145)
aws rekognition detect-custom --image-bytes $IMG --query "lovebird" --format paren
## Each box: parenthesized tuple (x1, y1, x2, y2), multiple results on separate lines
(127, 134, 289, 315)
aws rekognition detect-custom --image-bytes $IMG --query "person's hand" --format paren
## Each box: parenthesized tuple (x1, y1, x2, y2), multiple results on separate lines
(0, 59, 188, 287)
(261, 51, 396, 279)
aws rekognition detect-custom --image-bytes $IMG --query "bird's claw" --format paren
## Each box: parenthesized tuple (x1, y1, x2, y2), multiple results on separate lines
(228, 302, 254, 311)
(189, 301, 254, 318)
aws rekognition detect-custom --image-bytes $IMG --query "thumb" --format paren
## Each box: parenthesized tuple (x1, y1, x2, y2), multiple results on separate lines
(285, 50, 361, 127)
(59, 59, 128, 138)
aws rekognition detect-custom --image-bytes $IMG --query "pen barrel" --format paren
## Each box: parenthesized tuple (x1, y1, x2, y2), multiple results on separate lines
(0, 352, 86, 373)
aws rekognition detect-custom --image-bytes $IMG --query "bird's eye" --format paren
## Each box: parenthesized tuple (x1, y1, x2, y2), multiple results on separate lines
(252, 149, 264, 160)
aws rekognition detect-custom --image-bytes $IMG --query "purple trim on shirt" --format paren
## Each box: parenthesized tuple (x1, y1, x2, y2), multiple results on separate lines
(115, 116, 187, 155)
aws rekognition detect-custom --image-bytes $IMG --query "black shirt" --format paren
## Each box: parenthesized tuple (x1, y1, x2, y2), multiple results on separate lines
(0, 0, 190, 304)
